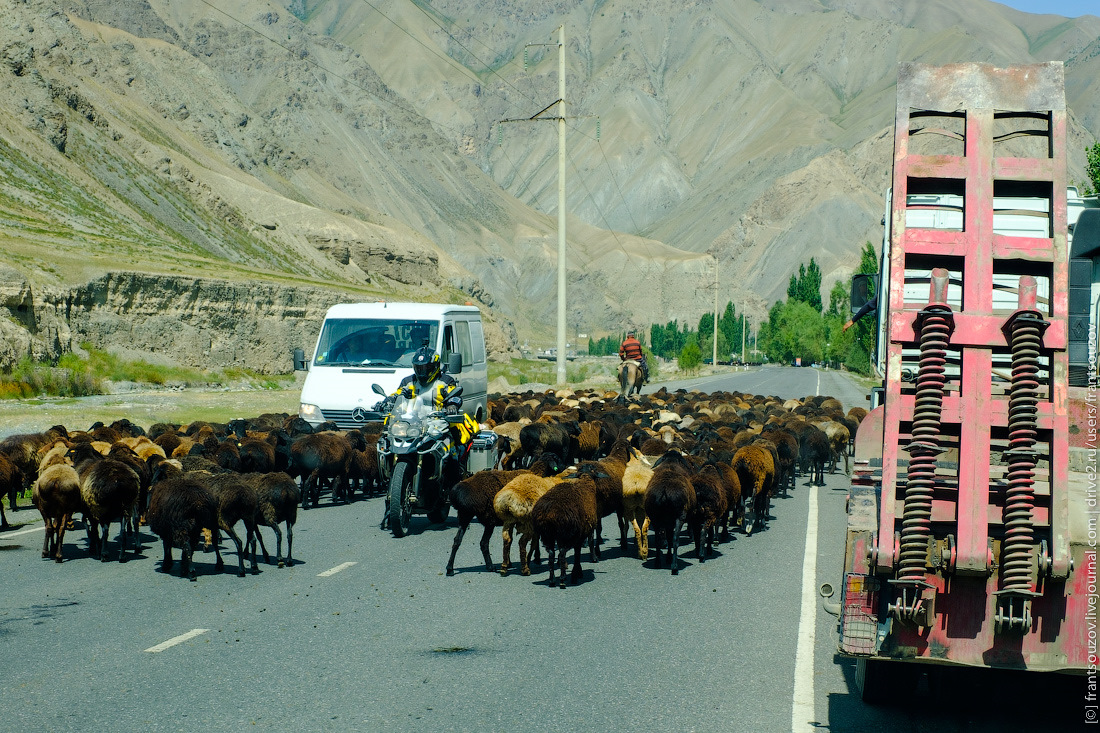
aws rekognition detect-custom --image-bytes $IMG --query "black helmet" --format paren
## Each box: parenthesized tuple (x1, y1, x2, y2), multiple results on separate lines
(411, 346, 440, 385)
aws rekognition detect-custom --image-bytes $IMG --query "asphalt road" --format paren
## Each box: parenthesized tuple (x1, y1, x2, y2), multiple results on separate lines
(0, 366, 1083, 732)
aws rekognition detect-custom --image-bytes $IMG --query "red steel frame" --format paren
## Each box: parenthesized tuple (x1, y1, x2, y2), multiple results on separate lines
(847, 63, 1085, 671)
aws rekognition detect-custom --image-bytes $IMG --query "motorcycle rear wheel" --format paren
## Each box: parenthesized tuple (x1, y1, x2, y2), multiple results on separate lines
(388, 461, 413, 538)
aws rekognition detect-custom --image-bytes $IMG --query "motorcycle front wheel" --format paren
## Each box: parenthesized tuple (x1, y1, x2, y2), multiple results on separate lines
(387, 461, 413, 538)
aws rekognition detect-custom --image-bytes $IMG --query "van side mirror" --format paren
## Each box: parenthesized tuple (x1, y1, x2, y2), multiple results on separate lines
(850, 274, 879, 315)
(446, 353, 463, 375)
(293, 348, 308, 371)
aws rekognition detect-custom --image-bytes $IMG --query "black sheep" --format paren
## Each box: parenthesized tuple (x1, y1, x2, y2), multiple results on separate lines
(146, 476, 222, 581)
(244, 472, 299, 568)
(290, 432, 352, 508)
(531, 473, 599, 588)
(643, 449, 697, 575)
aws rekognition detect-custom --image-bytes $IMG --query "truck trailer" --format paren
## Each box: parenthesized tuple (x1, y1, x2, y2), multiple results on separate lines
(837, 62, 1092, 702)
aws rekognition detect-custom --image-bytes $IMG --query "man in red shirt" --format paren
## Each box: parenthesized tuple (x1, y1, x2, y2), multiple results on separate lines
(619, 331, 648, 383)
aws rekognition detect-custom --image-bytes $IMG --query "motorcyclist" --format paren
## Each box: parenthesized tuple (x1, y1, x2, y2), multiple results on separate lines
(619, 330, 649, 383)
(376, 345, 477, 463)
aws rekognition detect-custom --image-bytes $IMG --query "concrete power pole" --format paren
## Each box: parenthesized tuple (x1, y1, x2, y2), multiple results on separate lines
(712, 261, 719, 367)
(555, 25, 567, 386)
(741, 302, 747, 364)
(500, 27, 569, 385)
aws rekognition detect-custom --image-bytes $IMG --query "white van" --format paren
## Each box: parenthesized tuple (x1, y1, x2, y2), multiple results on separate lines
(294, 302, 488, 429)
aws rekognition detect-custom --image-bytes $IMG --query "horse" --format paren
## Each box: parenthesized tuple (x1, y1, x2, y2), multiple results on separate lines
(617, 360, 644, 403)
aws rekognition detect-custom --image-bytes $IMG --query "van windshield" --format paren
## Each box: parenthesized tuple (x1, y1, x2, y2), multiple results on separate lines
(313, 318, 439, 367)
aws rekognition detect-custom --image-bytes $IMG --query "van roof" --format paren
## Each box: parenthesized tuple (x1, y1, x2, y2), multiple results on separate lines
(323, 302, 481, 320)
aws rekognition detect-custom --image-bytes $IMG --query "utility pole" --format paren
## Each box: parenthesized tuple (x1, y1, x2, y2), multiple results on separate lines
(712, 261, 719, 367)
(741, 302, 747, 364)
(555, 24, 566, 386)
(499, 26, 569, 385)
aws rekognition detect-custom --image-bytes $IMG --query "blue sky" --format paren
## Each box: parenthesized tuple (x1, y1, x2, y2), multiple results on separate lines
(997, 1, 1095, 17)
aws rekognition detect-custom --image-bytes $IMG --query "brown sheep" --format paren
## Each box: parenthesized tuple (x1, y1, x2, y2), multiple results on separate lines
(493, 469, 568, 576)
(689, 463, 728, 562)
(0, 453, 24, 529)
(732, 444, 775, 534)
(291, 432, 353, 509)
(69, 442, 141, 562)
(32, 464, 84, 562)
(621, 449, 654, 559)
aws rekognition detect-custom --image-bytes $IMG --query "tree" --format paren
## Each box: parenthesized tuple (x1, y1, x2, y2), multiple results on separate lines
(787, 258, 823, 312)
(678, 339, 702, 372)
(1088, 141, 1100, 196)
(827, 280, 849, 318)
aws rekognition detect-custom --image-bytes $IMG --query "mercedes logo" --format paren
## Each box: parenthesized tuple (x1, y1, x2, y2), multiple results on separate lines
(352, 407, 369, 422)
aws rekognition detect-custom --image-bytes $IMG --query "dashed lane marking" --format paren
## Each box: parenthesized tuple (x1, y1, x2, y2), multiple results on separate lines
(317, 561, 357, 577)
(144, 629, 210, 653)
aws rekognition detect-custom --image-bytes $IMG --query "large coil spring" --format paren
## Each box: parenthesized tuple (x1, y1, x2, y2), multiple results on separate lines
(1002, 311, 1043, 593)
(898, 305, 952, 581)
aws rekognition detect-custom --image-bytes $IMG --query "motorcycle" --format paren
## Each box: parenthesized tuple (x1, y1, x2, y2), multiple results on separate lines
(372, 383, 477, 537)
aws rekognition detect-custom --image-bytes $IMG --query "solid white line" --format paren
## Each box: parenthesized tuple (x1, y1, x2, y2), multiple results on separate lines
(144, 628, 209, 653)
(791, 484, 819, 733)
(816, 370, 821, 397)
(0, 524, 45, 539)
(317, 561, 357, 577)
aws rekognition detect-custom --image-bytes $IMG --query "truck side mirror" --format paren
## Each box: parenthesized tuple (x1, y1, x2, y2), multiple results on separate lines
(850, 274, 879, 315)
(447, 353, 463, 375)
(293, 348, 308, 371)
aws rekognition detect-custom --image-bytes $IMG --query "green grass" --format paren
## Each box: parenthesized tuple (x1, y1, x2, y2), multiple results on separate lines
(0, 344, 297, 400)
(488, 357, 620, 389)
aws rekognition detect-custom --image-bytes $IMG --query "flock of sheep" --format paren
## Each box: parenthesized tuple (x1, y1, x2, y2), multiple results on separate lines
(450, 386, 863, 585)
(0, 386, 863, 585)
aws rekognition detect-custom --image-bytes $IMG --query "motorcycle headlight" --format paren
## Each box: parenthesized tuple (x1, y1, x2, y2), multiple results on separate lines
(390, 421, 419, 440)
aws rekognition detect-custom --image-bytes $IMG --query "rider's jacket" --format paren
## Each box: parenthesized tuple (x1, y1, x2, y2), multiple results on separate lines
(619, 337, 644, 362)
(392, 372, 459, 410)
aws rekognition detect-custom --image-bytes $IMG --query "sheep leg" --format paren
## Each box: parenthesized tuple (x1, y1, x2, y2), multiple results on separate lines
(558, 543, 569, 588)
(41, 518, 54, 559)
(253, 525, 271, 564)
(181, 538, 197, 582)
(55, 515, 70, 562)
(285, 520, 294, 566)
(590, 521, 601, 563)
(532, 532, 542, 565)
(98, 522, 111, 562)
(160, 538, 174, 573)
(617, 512, 628, 550)
(671, 518, 684, 575)
(518, 531, 533, 576)
(446, 519, 470, 576)
(478, 522, 495, 573)
(499, 523, 513, 576)
(692, 522, 704, 562)
(223, 524, 246, 577)
(545, 539, 556, 587)
(245, 522, 260, 574)
(570, 541, 584, 585)
(211, 527, 225, 571)
(0, 503, 8, 530)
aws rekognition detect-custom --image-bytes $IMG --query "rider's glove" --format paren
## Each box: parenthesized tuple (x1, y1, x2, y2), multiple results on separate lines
(400, 386, 413, 399)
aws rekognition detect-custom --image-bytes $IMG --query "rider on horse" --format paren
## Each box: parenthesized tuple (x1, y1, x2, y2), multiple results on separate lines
(619, 330, 648, 384)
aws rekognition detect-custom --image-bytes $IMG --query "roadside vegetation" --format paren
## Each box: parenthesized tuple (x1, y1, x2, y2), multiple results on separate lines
(0, 343, 294, 399)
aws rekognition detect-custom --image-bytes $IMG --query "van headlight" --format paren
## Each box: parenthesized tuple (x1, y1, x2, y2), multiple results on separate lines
(300, 403, 322, 421)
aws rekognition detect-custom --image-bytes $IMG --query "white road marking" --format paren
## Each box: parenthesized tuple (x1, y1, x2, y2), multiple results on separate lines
(317, 561, 357, 577)
(816, 370, 821, 396)
(0, 524, 45, 539)
(144, 628, 209, 653)
(791, 484, 819, 733)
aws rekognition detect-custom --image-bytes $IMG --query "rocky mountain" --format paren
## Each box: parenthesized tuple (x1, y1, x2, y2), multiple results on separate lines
(0, 0, 1096, 371)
